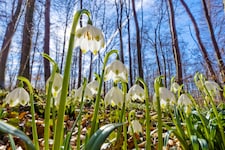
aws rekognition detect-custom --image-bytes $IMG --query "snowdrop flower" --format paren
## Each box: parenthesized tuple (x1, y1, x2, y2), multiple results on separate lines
(75, 24, 105, 55)
(171, 82, 180, 93)
(178, 94, 192, 115)
(104, 86, 123, 108)
(104, 60, 128, 83)
(128, 84, 145, 102)
(46, 73, 63, 98)
(4, 87, 30, 107)
(153, 87, 176, 110)
(178, 94, 192, 107)
(205, 81, 222, 95)
(74, 86, 93, 102)
(87, 80, 100, 95)
(128, 120, 142, 134)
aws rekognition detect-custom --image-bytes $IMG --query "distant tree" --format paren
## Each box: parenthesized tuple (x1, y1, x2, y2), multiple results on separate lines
(77, 0, 83, 88)
(125, 0, 133, 86)
(43, 0, 51, 84)
(166, 0, 183, 85)
(18, 0, 36, 80)
(201, 0, 225, 83)
(131, 0, 144, 80)
(179, 0, 219, 83)
(115, 0, 125, 63)
(0, 0, 23, 88)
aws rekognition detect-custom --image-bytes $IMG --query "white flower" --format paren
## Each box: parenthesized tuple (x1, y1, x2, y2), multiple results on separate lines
(104, 60, 128, 83)
(159, 87, 176, 105)
(46, 73, 63, 98)
(177, 94, 192, 107)
(87, 80, 100, 95)
(153, 93, 167, 110)
(205, 81, 222, 95)
(171, 82, 180, 93)
(74, 86, 93, 102)
(153, 87, 176, 110)
(128, 120, 142, 134)
(104, 86, 123, 108)
(75, 24, 105, 55)
(128, 84, 145, 102)
(4, 87, 30, 107)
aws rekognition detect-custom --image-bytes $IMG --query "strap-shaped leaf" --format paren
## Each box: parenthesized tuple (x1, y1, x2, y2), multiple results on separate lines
(0, 120, 35, 150)
(85, 123, 123, 150)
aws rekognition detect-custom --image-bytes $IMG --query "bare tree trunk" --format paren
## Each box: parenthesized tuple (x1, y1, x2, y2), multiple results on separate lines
(115, 0, 124, 63)
(180, 0, 219, 83)
(125, 0, 133, 86)
(77, 0, 83, 87)
(131, 0, 144, 79)
(18, 0, 36, 80)
(43, 0, 51, 83)
(201, 0, 225, 82)
(167, 0, 183, 85)
(0, 0, 23, 88)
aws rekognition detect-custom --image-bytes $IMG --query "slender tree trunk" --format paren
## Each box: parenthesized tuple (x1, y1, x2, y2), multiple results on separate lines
(201, 0, 225, 82)
(167, 0, 183, 85)
(18, 0, 35, 80)
(131, 0, 144, 79)
(154, 28, 162, 76)
(0, 0, 23, 88)
(115, 0, 124, 63)
(125, 0, 133, 86)
(179, 0, 219, 83)
(77, 0, 83, 87)
(43, 0, 51, 83)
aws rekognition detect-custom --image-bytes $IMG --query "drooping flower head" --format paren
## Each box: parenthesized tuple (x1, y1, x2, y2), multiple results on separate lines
(104, 60, 128, 83)
(75, 24, 105, 55)
(74, 86, 93, 102)
(177, 94, 192, 107)
(128, 84, 145, 102)
(104, 86, 123, 108)
(46, 73, 63, 98)
(4, 87, 30, 107)
(153, 87, 176, 110)
(87, 80, 100, 95)
(204, 81, 222, 95)
(128, 120, 142, 135)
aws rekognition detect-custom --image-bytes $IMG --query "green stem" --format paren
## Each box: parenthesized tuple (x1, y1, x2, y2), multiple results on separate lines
(137, 77, 151, 150)
(154, 76, 163, 150)
(53, 9, 91, 150)
(117, 82, 127, 149)
(17, 77, 39, 150)
(89, 50, 118, 138)
(42, 53, 58, 150)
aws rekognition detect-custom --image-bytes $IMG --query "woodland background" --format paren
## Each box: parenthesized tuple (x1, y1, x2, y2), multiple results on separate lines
(0, 0, 224, 96)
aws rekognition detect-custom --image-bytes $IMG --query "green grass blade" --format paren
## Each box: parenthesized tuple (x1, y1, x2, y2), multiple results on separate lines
(190, 135, 199, 150)
(0, 120, 35, 150)
(9, 134, 16, 150)
(85, 123, 123, 150)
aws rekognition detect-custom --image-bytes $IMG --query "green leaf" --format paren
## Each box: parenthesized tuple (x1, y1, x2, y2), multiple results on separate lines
(191, 135, 199, 150)
(9, 134, 16, 150)
(0, 120, 35, 150)
(85, 123, 123, 150)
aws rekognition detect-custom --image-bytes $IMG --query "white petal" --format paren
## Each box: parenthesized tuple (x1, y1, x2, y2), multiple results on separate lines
(178, 94, 192, 106)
